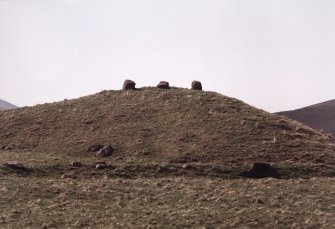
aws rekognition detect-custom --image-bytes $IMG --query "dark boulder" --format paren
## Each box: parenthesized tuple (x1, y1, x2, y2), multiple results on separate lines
(3, 161, 28, 171)
(87, 144, 104, 152)
(95, 161, 110, 170)
(157, 81, 170, 89)
(157, 166, 171, 174)
(96, 145, 114, 157)
(123, 79, 136, 90)
(191, 80, 202, 90)
(71, 161, 83, 167)
(239, 162, 280, 179)
(1, 146, 13, 150)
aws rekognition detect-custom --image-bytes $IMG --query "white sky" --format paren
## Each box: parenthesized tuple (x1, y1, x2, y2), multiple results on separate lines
(1, 0, 335, 112)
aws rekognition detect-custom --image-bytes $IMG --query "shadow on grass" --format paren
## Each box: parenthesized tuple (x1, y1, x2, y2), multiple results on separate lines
(3, 163, 335, 180)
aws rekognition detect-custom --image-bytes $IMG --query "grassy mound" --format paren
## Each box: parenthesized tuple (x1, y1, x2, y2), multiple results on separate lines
(1, 87, 335, 178)
(2, 87, 335, 228)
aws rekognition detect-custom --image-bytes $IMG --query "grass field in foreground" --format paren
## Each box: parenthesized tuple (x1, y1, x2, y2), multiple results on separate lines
(1, 175, 335, 228)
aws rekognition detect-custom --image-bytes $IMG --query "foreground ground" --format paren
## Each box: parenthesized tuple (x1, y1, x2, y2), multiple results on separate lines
(1, 173, 335, 228)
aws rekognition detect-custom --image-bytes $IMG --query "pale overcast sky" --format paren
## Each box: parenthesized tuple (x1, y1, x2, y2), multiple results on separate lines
(1, 0, 335, 112)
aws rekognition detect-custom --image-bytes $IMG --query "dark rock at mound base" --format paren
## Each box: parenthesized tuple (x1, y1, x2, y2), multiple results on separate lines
(3, 161, 28, 171)
(71, 161, 83, 167)
(96, 145, 114, 157)
(1, 146, 13, 151)
(157, 81, 170, 89)
(157, 166, 171, 174)
(182, 164, 195, 170)
(191, 80, 202, 90)
(61, 172, 77, 179)
(87, 144, 104, 152)
(95, 161, 112, 170)
(122, 79, 136, 90)
(239, 162, 280, 179)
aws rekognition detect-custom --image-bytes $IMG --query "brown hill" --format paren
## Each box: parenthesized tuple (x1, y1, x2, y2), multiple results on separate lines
(1, 88, 335, 178)
(278, 99, 335, 136)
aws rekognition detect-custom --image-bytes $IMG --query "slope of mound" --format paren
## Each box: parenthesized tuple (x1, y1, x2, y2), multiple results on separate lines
(0, 99, 17, 110)
(278, 99, 335, 136)
(1, 88, 335, 178)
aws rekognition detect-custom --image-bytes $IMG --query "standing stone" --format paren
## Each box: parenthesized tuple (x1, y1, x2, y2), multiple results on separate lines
(191, 80, 202, 90)
(157, 81, 170, 89)
(122, 80, 136, 90)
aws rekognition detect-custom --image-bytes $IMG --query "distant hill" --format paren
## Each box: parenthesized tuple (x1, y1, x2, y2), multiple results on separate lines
(0, 99, 17, 110)
(278, 99, 335, 136)
(1, 87, 335, 178)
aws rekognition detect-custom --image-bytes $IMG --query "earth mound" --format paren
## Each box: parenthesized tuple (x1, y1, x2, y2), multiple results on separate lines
(1, 87, 335, 178)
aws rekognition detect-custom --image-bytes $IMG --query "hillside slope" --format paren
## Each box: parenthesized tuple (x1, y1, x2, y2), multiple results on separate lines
(1, 88, 335, 178)
(0, 99, 17, 110)
(278, 99, 335, 136)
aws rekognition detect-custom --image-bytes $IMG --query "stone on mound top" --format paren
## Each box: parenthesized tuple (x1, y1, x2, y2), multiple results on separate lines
(122, 79, 136, 90)
(191, 80, 202, 90)
(157, 81, 170, 89)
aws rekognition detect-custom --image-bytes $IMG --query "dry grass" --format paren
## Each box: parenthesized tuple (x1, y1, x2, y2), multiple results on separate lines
(1, 88, 335, 177)
(1, 87, 335, 228)
(1, 175, 335, 228)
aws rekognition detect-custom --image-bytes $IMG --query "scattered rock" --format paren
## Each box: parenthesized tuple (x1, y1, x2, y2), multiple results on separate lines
(1, 146, 13, 150)
(182, 164, 194, 170)
(157, 81, 170, 89)
(191, 80, 202, 90)
(122, 79, 136, 90)
(239, 162, 280, 179)
(96, 145, 114, 157)
(3, 161, 28, 171)
(94, 161, 116, 170)
(95, 161, 108, 170)
(95, 164, 108, 170)
(157, 166, 171, 174)
(61, 172, 77, 179)
(252, 198, 265, 204)
(87, 144, 104, 152)
(71, 161, 83, 167)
